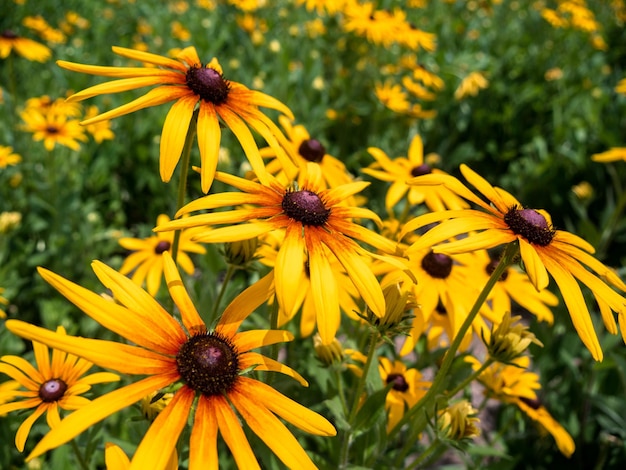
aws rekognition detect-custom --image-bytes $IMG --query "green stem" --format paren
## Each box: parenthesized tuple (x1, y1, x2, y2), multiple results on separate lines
(405, 437, 445, 470)
(388, 242, 518, 440)
(446, 358, 494, 399)
(70, 440, 90, 470)
(170, 109, 198, 264)
(338, 329, 379, 467)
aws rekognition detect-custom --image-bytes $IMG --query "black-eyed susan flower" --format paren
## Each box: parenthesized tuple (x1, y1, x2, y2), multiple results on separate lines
(57, 46, 297, 192)
(156, 162, 399, 344)
(0, 327, 119, 452)
(402, 164, 626, 361)
(466, 355, 575, 457)
(454, 71, 489, 100)
(378, 358, 430, 433)
(0, 146, 22, 169)
(0, 29, 51, 62)
(118, 214, 206, 296)
(363, 134, 470, 213)
(437, 400, 480, 441)
(7, 252, 335, 468)
(20, 108, 87, 151)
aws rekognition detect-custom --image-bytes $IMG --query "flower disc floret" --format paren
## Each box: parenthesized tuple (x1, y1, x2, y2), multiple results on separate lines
(154, 240, 171, 254)
(504, 207, 555, 246)
(411, 163, 431, 177)
(38, 379, 68, 402)
(421, 251, 453, 278)
(282, 189, 330, 226)
(185, 65, 230, 104)
(176, 332, 239, 396)
(386, 373, 409, 392)
(298, 139, 325, 163)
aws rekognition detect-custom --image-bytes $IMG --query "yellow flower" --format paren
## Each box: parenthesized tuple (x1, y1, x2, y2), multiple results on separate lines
(7, 252, 336, 468)
(0, 327, 119, 451)
(104, 442, 178, 470)
(454, 71, 489, 100)
(402, 164, 626, 361)
(57, 46, 296, 192)
(591, 147, 626, 163)
(485, 311, 543, 363)
(363, 134, 470, 213)
(156, 163, 398, 344)
(437, 400, 480, 441)
(118, 214, 206, 296)
(378, 358, 430, 433)
(0, 146, 22, 168)
(20, 108, 87, 151)
(615, 78, 626, 95)
(467, 356, 575, 457)
(0, 30, 51, 62)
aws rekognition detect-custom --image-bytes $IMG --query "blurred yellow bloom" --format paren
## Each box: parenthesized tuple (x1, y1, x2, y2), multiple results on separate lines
(437, 400, 480, 441)
(0, 30, 51, 62)
(454, 71, 489, 100)
(20, 109, 87, 151)
(0, 146, 21, 168)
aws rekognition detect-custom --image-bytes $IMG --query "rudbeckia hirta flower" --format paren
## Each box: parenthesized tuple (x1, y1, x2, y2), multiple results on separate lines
(6, 252, 335, 468)
(454, 71, 489, 100)
(0, 146, 22, 169)
(378, 358, 430, 433)
(155, 162, 399, 344)
(20, 108, 87, 151)
(362, 134, 470, 213)
(401, 164, 626, 361)
(0, 327, 119, 452)
(57, 46, 296, 192)
(119, 213, 206, 296)
(0, 29, 51, 62)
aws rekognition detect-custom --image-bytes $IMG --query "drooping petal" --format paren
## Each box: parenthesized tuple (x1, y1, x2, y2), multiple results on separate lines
(15, 404, 47, 452)
(519, 239, 550, 291)
(130, 387, 195, 470)
(197, 103, 221, 193)
(112, 46, 189, 71)
(430, 229, 514, 255)
(192, 221, 278, 243)
(162, 252, 204, 332)
(239, 352, 308, 386)
(236, 377, 336, 435)
(274, 224, 307, 317)
(189, 395, 219, 470)
(27, 374, 178, 461)
(159, 94, 198, 183)
(66, 75, 183, 102)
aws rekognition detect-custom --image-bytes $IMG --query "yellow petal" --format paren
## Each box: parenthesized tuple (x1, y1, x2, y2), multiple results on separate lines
(162, 252, 204, 332)
(112, 46, 188, 71)
(159, 94, 197, 183)
(234, 330, 294, 352)
(189, 396, 219, 470)
(192, 222, 276, 243)
(16, 404, 47, 452)
(68, 75, 182, 102)
(0, 356, 43, 388)
(239, 352, 307, 386)
(130, 388, 194, 470)
(105, 442, 130, 470)
(274, 224, 307, 317)
(519, 239, 550, 291)
(197, 103, 221, 193)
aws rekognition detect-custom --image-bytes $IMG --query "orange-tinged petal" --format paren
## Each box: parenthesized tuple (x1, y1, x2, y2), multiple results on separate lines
(217, 106, 269, 185)
(57, 60, 182, 78)
(218, 271, 274, 337)
(400, 209, 477, 241)
(160, 94, 197, 182)
(16, 404, 47, 451)
(519, 239, 550, 291)
(192, 221, 277, 243)
(175, 46, 201, 68)
(213, 394, 261, 470)
(5, 321, 176, 375)
(197, 102, 221, 193)
(67, 75, 182, 102)
(229, 389, 318, 470)
(237, 377, 336, 435)
(238, 88, 294, 120)
(189, 395, 219, 470)
(274, 224, 307, 316)
(27, 374, 178, 461)
(541, 256, 602, 361)
(162, 252, 204, 332)
(432, 228, 514, 255)
(130, 387, 194, 470)
(105, 442, 131, 469)
(234, 330, 294, 352)
(239, 352, 307, 386)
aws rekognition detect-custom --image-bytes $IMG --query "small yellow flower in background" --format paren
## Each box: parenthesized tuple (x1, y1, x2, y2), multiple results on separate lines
(171, 21, 191, 41)
(374, 81, 437, 118)
(379, 358, 431, 433)
(20, 108, 87, 151)
(0, 211, 22, 233)
(58, 45, 297, 192)
(591, 147, 626, 163)
(119, 214, 206, 296)
(485, 312, 543, 363)
(156, 163, 399, 344)
(0, 145, 21, 168)
(363, 134, 470, 213)
(467, 356, 575, 457)
(544, 67, 564, 81)
(571, 181, 594, 201)
(23, 16, 66, 44)
(0, 326, 120, 452)
(615, 78, 626, 95)
(313, 333, 344, 365)
(0, 29, 51, 62)
(437, 400, 480, 441)
(402, 164, 626, 361)
(0, 287, 9, 319)
(7, 252, 335, 468)
(83, 106, 115, 143)
(413, 64, 445, 90)
(454, 71, 489, 100)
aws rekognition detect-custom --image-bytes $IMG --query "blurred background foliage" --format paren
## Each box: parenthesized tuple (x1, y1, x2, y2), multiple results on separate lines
(1, 0, 625, 469)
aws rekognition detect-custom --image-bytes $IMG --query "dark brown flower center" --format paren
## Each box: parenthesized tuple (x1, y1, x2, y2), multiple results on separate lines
(176, 332, 239, 396)
(421, 251, 453, 279)
(298, 139, 326, 163)
(186, 66, 230, 105)
(386, 373, 409, 392)
(38, 378, 68, 402)
(2, 30, 18, 39)
(486, 258, 509, 281)
(282, 190, 330, 226)
(46, 126, 60, 134)
(519, 396, 542, 410)
(503, 207, 555, 246)
(154, 240, 171, 254)
(410, 164, 431, 177)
